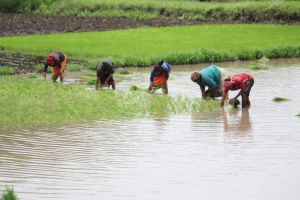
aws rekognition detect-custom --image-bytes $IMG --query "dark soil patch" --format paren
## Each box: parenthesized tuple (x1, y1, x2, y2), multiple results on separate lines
(1, 13, 299, 36)
(0, 13, 204, 36)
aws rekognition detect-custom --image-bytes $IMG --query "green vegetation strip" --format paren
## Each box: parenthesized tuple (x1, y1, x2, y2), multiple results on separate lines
(1, 25, 300, 67)
(35, 0, 300, 22)
(0, 77, 219, 128)
(0, 67, 15, 75)
(1, 186, 18, 200)
(272, 97, 290, 102)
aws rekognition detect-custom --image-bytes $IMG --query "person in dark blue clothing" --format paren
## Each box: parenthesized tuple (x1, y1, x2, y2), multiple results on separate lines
(148, 61, 171, 94)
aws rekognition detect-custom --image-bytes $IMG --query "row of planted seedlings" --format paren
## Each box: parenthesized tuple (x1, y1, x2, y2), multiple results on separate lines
(0, 76, 220, 128)
(112, 46, 300, 67)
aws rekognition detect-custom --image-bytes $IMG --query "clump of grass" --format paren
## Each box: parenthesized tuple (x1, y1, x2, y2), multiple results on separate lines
(66, 64, 83, 72)
(245, 62, 269, 71)
(33, 65, 51, 73)
(0, 77, 220, 128)
(86, 79, 96, 85)
(249, 66, 268, 71)
(130, 85, 147, 92)
(117, 69, 132, 75)
(229, 99, 240, 108)
(273, 97, 290, 102)
(27, 74, 38, 79)
(1, 186, 18, 200)
(264, 46, 300, 59)
(0, 67, 15, 75)
(85, 72, 95, 77)
(296, 113, 300, 117)
(130, 85, 139, 91)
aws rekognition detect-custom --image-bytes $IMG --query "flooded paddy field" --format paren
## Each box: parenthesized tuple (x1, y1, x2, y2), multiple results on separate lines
(1, 58, 300, 200)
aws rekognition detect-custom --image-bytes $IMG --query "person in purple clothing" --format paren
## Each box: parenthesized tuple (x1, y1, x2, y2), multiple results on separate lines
(191, 65, 226, 99)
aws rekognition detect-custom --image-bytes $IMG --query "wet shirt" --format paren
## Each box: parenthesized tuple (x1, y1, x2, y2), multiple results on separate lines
(150, 62, 170, 82)
(44, 52, 65, 72)
(198, 65, 221, 89)
(224, 73, 253, 93)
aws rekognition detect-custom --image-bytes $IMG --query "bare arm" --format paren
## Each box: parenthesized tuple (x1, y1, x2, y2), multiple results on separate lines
(200, 85, 206, 99)
(43, 63, 48, 80)
(232, 88, 244, 100)
(148, 81, 154, 91)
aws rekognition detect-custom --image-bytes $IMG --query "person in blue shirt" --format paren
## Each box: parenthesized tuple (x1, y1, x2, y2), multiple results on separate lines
(191, 65, 226, 99)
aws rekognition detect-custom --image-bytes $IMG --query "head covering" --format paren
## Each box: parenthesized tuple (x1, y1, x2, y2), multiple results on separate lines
(46, 55, 55, 65)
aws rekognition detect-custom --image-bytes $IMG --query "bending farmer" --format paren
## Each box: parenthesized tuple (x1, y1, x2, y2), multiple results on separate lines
(220, 73, 254, 108)
(44, 52, 67, 82)
(148, 60, 171, 94)
(96, 59, 115, 90)
(191, 65, 226, 99)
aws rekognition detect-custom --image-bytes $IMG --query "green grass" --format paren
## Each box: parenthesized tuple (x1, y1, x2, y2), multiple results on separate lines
(0, 76, 219, 128)
(244, 61, 269, 70)
(1, 186, 18, 200)
(117, 69, 132, 75)
(35, 0, 300, 22)
(27, 74, 38, 78)
(66, 64, 83, 72)
(86, 79, 97, 85)
(0, 67, 16, 75)
(272, 97, 290, 102)
(297, 113, 300, 117)
(1, 25, 300, 67)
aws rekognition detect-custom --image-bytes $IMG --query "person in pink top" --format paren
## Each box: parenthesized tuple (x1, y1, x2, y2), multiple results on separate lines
(220, 73, 254, 108)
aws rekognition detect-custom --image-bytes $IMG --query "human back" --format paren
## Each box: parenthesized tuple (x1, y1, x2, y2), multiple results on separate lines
(199, 65, 221, 88)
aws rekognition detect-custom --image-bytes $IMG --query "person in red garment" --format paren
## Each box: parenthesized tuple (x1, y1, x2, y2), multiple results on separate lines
(220, 73, 254, 108)
(44, 52, 67, 82)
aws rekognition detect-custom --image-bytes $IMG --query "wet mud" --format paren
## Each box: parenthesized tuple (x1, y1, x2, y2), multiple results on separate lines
(0, 13, 203, 36)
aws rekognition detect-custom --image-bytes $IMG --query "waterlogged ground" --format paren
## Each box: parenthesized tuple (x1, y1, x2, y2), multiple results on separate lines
(1, 58, 300, 200)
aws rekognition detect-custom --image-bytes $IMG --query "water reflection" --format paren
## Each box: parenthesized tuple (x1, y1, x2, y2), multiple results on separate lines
(222, 108, 252, 134)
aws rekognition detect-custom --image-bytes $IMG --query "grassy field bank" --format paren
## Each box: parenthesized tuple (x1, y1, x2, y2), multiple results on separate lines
(0, 76, 219, 128)
(1, 0, 300, 22)
(1, 25, 300, 67)
(36, 0, 300, 22)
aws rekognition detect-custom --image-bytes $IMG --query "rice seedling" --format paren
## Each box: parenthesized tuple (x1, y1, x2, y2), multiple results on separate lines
(1, 25, 300, 67)
(66, 64, 83, 72)
(130, 85, 147, 92)
(27, 74, 38, 78)
(117, 69, 132, 75)
(244, 62, 269, 71)
(272, 97, 290, 102)
(87, 79, 97, 85)
(33, 65, 51, 73)
(0, 77, 220, 128)
(1, 186, 18, 200)
(0, 67, 15, 75)
(229, 99, 240, 108)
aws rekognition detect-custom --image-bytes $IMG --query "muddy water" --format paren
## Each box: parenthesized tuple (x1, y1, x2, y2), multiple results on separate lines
(1, 59, 300, 200)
